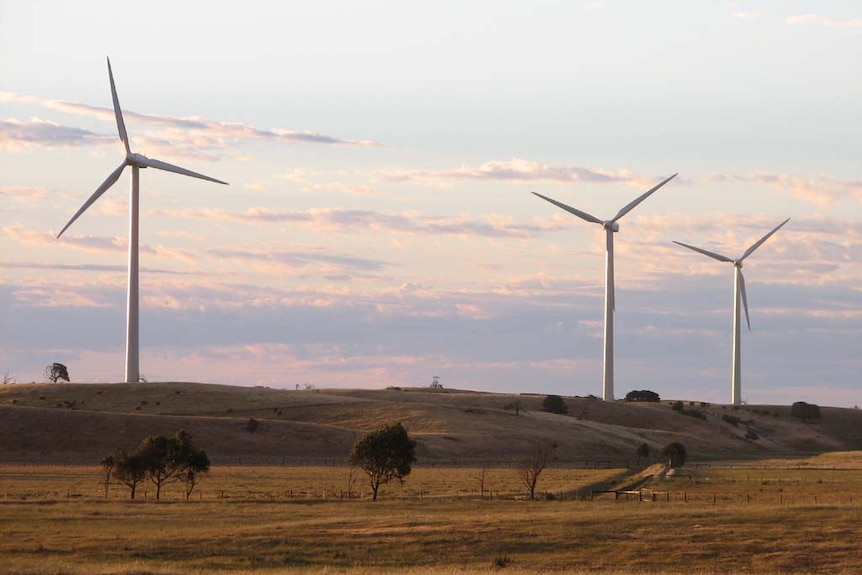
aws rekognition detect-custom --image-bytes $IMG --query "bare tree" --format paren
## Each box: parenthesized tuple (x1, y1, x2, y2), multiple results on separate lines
(520, 439, 557, 500)
(478, 462, 488, 499)
(2, 371, 14, 384)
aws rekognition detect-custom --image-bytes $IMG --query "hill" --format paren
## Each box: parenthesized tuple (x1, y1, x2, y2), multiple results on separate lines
(1, 382, 860, 465)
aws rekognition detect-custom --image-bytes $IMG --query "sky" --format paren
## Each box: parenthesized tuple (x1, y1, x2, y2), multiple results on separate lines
(1, 1, 860, 407)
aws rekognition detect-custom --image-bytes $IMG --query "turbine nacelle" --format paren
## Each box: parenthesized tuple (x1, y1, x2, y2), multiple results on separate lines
(603, 221, 620, 232)
(127, 152, 150, 167)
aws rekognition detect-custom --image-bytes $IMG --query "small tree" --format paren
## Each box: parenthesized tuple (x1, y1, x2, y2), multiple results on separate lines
(791, 401, 821, 422)
(44, 363, 70, 383)
(137, 435, 178, 500)
(661, 442, 687, 468)
(173, 429, 210, 500)
(635, 442, 651, 464)
(100, 454, 115, 498)
(503, 397, 524, 415)
(625, 390, 661, 402)
(541, 394, 568, 415)
(520, 439, 557, 500)
(112, 450, 147, 500)
(349, 421, 417, 501)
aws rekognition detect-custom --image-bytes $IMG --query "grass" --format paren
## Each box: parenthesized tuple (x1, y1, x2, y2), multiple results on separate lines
(1, 459, 861, 574)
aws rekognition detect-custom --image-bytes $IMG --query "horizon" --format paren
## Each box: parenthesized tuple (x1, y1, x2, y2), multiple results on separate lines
(1, 1, 859, 407)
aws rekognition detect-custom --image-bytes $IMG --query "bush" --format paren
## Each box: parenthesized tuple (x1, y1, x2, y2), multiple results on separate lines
(791, 402, 821, 422)
(246, 418, 259, 433)
(682, 409, 706, 420)
(671, 401, 684, 412)
(722, 414, 741, 427)
(661, 442, 687, 468)
(625, 390, 661, 402)
(541, 394, 568, 415)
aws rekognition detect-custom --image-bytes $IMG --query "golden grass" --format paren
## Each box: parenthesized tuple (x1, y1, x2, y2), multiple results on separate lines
(1, 461, 861, 574)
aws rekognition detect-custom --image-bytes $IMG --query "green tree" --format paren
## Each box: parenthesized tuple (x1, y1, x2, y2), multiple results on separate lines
(541, 394, 568, 415)
(636, 442, 651, 463)
(349, 422, 417, 501)
(661, 442, 687, 468)
(112, 450, 147, 500)
(520, 439, 557, 499)
(625, 390, 661, 402)
(791, 401, 821, 422)
(173, 429, 211, 499)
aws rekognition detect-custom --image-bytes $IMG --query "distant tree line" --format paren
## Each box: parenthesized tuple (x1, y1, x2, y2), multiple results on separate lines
(101, 429, 210, 500)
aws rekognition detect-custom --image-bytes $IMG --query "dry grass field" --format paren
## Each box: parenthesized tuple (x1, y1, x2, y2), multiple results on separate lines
(1, 383, 861, 573)
(1, 457, 861, 575)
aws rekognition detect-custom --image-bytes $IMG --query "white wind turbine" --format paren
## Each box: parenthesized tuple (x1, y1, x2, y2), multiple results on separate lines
(57, 57, 228, 383)
(673, 218, 790, 405)
(532, 173, 677, 401)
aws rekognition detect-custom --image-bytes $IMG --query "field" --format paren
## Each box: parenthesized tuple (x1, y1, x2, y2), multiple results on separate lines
(2, 456, 861, 575)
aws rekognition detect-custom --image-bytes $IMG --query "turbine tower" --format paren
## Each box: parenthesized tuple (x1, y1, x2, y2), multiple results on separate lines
(673, 218, 790, 405)
(532, 173, 677, 401)
(57, 58, 228, 383)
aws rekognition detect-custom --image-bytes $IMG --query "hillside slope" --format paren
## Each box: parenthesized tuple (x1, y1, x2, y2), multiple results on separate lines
(1, 383, 859, 464)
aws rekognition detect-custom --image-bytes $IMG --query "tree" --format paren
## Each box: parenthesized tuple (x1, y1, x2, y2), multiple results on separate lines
(791, 401, 821, 422)
(503, 397, 524, 415)
(112, 450, 147, 499)
(661, 442, 687, 468)
(636, 442, 651, 463)
(44, 363, 70, 383)
(541, 394, 568, 415)
(100, 454, 115, 498)
(520, 439, 557, 500)
(625, 390, 661, 402)
(349, 421, 417, 501)
(137, 435, 178, 500)
(173, 429, 210, 500)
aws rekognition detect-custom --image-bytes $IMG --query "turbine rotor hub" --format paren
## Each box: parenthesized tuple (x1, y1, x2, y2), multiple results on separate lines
(604, 221, 620, 232)
(127, 152, 149, 167)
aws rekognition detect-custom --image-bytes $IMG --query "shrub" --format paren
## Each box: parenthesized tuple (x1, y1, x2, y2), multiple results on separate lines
(541, 394, 568, 415)
(791, 401, 821, 422)
(671, 401, 684, 412)
(722, 414, 741, 427)
(661, 442, 687, 468)
(625, 390, 661, 402)
(246, 418, 259, 433)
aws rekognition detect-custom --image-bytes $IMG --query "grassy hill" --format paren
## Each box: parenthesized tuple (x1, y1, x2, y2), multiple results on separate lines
(1, 382, 859, 465)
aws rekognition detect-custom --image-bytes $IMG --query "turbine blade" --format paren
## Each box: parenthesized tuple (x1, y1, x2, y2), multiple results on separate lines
(57, 162, 127, 238)
(672, 241, 734, 262)
(739, 270, 751, 330)
(740, 217, 791, 261)
(107, 57, 130, 155)
(611, 173, 678, 223)
(531, 192, 603, 225)
(141, 157, 228, 185)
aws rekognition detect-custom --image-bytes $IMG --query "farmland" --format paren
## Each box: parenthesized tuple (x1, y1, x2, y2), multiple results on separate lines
(1, 383, 860, 573)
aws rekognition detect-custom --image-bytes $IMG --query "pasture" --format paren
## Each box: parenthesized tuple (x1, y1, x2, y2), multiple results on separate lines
(1, 457, 861, 574)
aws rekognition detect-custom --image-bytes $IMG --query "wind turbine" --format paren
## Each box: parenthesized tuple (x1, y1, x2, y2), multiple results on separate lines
(57, 57, 228, 383)
(673, 218, 790, 405)
(532, 173, 678, 401)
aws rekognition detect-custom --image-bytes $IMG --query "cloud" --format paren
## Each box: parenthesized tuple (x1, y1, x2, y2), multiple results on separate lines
(703, 172, 862, 207)
(0, 118, 113, 150)
(149, 206, 569, 239)
(785, 14, 862, 28)
(206, 247, 395, 275)
(0, 91, 379, 158)
(731, 11, 760, 19)
(376, 159, 660, 188)
(0, 186, 50, 206)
